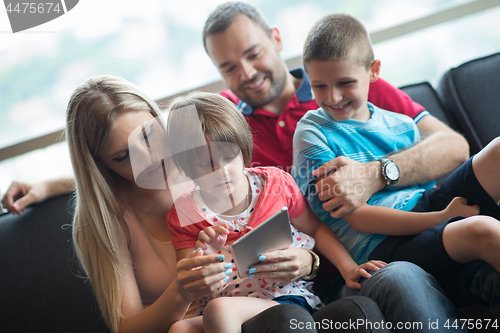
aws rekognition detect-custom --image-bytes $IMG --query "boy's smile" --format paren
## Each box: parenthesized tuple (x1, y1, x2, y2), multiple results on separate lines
(306, 58, 380, 122)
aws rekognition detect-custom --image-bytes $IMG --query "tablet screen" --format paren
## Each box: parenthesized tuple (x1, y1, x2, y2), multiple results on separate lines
(230, 207, 293, 278)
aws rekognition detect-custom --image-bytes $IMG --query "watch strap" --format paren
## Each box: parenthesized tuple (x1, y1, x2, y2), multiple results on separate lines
(303, 249, 320, 280)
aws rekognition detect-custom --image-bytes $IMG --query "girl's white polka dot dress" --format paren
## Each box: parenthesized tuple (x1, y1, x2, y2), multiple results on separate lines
(192, 170, 323, 315)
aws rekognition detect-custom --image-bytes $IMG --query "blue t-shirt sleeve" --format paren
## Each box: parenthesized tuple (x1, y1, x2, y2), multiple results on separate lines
(292, 120, 338, 199)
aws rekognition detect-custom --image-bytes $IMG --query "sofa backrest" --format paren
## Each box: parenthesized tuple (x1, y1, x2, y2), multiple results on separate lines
(438, 52, 500, 155)
(399, 81, 455, 130)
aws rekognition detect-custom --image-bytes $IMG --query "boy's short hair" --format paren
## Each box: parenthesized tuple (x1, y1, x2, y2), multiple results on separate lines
(303, 13, 374, 70)
(203, 1, 272, 51)
(167, 91, 253, 180)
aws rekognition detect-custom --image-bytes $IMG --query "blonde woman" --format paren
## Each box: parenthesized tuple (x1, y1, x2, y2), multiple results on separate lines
(66, 75, 232, 332)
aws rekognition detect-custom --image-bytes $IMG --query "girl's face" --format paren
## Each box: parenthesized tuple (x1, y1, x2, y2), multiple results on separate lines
(194, 144, 247, 202)
(98, 110, 166, 186)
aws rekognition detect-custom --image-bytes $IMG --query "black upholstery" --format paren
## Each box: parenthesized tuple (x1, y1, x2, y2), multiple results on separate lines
(400, 81, 455, 129)
(0, 194, 110, 333)
(438, 52, 500, 155)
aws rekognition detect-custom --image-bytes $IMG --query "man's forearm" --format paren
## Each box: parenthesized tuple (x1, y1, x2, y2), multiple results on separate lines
(392, 131, 468, 187)
(47, 177, 76, 197)
(391, 115, 469, 187)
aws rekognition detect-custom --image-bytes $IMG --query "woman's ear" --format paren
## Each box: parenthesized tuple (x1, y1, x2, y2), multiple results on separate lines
(370, 60, 381, 82)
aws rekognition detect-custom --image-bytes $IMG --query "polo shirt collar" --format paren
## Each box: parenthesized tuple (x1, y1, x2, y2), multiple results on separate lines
(238, 67, 314, 115)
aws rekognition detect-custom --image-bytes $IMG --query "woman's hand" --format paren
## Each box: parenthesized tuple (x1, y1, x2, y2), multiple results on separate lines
(246, 247, 313, 283)
(175, 248, 232, 302)
(343, 260, 387, 290)
(443, 197, 480, 219)
(1, 181, 47, 215)
(195, 224, 229, 255)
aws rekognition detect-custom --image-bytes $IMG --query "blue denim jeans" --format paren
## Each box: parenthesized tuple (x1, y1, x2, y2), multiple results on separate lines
(323, 262, 467, 332)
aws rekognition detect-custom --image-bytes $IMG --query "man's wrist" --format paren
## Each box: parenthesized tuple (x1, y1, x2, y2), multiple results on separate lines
(379, 158, 400, 191)
(369, 161, 386, 192)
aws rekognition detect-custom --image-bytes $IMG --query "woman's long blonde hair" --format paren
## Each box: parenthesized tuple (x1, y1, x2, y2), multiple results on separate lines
(66, 75, 162, 332)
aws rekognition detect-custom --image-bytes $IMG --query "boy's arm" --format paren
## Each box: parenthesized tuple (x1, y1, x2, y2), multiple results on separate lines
(315, 80, 470, 219)
(313, 118, 469, 219)
(344, 197, 480, 235)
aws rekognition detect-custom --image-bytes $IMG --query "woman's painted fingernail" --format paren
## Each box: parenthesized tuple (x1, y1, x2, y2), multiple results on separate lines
(258, 255, 266, 261)
(224, 263, 232, 269)
(196, 247, 202, 252)
(225, 269, 232, 275)
(248, 267, 256, 274)
(248, 274, 254, 278)
(223, 276, 230, 282)
(215, 254, 224, 261)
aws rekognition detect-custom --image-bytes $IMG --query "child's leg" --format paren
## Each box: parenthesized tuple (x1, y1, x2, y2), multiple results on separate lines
(168, 316, 203, 333)
(472, 137, 500, 204)
(443, 215, 500, 272)
(203, 297, 279, 333)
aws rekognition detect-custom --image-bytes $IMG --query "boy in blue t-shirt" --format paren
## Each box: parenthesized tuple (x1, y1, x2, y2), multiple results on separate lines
(292, 13, 500, 297)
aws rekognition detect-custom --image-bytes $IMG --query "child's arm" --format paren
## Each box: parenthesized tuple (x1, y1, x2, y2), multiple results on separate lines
(345, 197, 480, 235)
(291, 204, 386, 289)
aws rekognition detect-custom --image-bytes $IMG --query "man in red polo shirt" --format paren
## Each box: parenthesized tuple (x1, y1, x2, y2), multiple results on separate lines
(203, 2, 469, 217)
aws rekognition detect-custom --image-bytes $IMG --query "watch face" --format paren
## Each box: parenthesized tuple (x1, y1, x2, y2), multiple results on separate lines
(386, 162, 400, 181)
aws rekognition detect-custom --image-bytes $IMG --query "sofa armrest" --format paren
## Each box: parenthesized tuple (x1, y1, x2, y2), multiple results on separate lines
(0, 194, 109, 333)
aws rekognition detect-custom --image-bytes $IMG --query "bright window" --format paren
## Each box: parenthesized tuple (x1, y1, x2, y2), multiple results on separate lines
(0, 0, 498, 195)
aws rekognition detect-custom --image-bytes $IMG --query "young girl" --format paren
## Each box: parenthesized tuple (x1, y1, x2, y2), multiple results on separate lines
(164, 92, 401, 333)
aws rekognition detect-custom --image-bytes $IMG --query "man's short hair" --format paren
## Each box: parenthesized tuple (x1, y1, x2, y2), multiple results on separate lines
(303, 13, 374, 70)
(203, 1, 272, 51)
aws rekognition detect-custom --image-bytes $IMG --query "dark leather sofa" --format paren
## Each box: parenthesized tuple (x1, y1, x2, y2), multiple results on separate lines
(1, 53, 499, 332)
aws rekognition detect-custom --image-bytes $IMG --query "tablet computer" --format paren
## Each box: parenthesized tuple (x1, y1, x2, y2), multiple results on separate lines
(230, 207, 293, 278)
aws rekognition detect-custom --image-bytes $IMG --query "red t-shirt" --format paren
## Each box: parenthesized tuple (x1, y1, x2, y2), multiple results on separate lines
(167, 167, 306, 250)
(220, 68, 425, 172)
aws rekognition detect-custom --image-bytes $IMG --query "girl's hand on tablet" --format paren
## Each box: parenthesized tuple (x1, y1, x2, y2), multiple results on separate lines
(196, 224, 229, 255)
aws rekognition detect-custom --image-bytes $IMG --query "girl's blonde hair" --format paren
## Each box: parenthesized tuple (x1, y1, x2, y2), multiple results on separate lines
(66, 75, 162, 332)
(167, 91, 253, 180)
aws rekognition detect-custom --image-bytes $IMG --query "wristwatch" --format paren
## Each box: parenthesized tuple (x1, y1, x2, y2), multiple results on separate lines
(303, 250, 320, 280)
(379, 158, 400, 191)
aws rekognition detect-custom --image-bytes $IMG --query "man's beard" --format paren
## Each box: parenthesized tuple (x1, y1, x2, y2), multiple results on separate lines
(237, 67, 287, 108)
